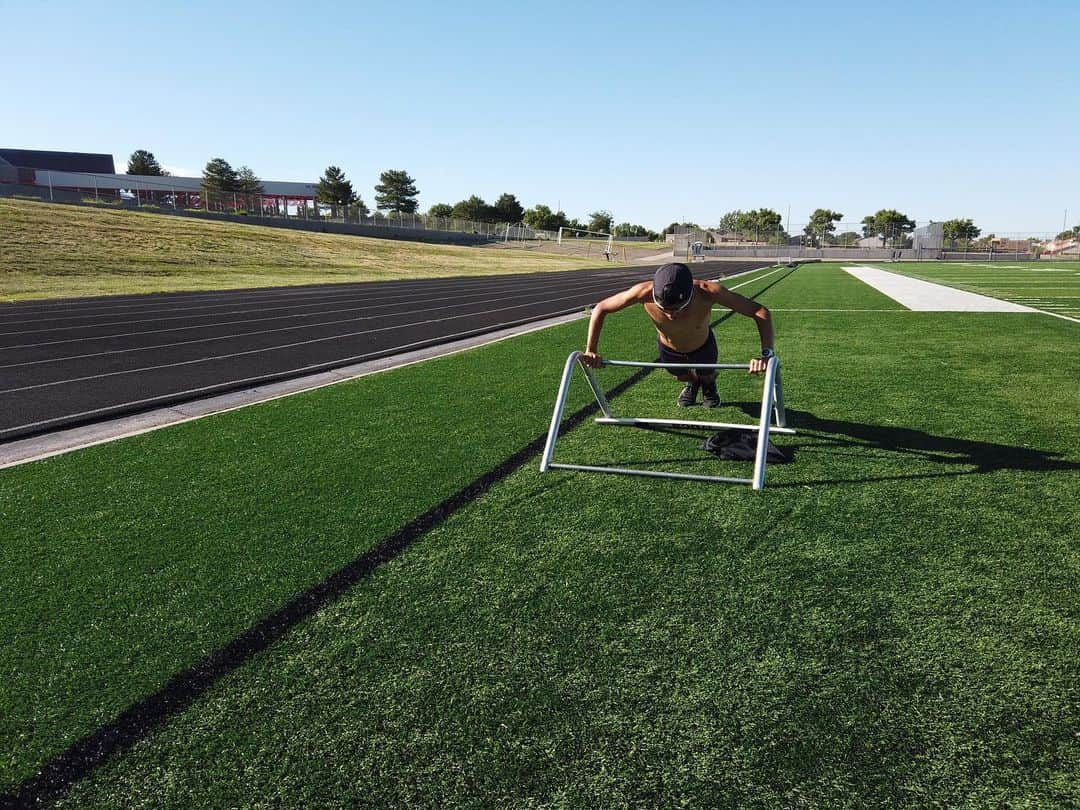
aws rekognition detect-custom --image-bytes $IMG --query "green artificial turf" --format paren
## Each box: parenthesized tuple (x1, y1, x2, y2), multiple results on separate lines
(3, 264, 1078, 807)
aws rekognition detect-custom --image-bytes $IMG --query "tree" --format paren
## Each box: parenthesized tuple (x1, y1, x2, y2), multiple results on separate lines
(942, 218, 981, 247)
(588, 210, 614, 233)
(127, 150, 166, 176)
(614, 223, 659, 239)
(861, 209, 916, 246)
(374, 169, 420, 213)
(717, 210, 744, 234)
(836, 231, 861, 246)
(716, 210, 784, 240)
(1055, 225, 1080, 240)
(236, 166, 264, 195)
(492, 193, 524, 223)
(804, 208, 843, 246)
(315, 165, 356, 206)
(523, 204, 570, 232)
(451, 195, 491, 222)
(663, 221, 701, 235)
(427, 203, 454, 219)
(202, 158, 240, 193)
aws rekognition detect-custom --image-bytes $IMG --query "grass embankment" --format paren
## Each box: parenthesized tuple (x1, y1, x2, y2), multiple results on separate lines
(1, 265, 1077, 805)
(0, 198, 611, 302)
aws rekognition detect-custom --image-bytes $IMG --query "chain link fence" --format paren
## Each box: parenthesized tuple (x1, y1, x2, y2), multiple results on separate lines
(672, 222, 1075, 262)
(0, 172, 522, 241)
(4, 170, 1076, 261)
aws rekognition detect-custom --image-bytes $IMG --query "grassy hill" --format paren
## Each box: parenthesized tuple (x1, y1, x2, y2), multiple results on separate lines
(0, 198, 614, 302)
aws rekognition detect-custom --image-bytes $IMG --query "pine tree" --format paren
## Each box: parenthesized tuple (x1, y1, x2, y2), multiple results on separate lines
(127, 150, 165, 176)
(315, 166, 356, 206)
(374, 169, 420, 214)
(493, 193, 524, 223)
(202, 158, 240, 193)
(236, 166, 264, 195)
(451, 195, 491, 222)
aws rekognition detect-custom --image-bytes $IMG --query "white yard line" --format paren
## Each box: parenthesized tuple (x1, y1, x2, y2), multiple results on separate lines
(850, 266, 1080, 324)
(843, 266, 1038, 312)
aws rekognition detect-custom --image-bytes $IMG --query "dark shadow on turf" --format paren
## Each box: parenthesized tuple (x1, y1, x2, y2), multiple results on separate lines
(567, 414, 797, 471)
(3, 264, 800, 807)
(2, 368, 662, 808)
(750, 408, 1079, 486)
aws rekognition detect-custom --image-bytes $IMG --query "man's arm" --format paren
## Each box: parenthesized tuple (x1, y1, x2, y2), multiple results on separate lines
(581, 281, 651, 368)
(702, 282, 775, 374)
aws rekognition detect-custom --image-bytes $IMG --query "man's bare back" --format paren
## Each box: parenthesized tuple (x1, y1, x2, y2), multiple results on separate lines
(581, 263, 776, 407)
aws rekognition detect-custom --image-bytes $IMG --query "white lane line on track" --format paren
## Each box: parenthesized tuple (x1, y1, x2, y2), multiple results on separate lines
(2, 263, 782, 375)
(0, 263, 783, 436)
(0, 266, 652, 315)
(0, 267, 660, 315)
(0, 311, 593, 451)
(0, 264, 784, 439)
(0, 276, 725, 394)
(0, 273, 646, 338)
(0, 274, 645, 349)
(0, 279, 639, 369)
(0, 270, 647, 327)
(1, 263, 776, 343)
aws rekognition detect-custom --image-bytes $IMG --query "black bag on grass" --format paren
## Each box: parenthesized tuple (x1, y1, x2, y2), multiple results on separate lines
(701, 429, 791, 464)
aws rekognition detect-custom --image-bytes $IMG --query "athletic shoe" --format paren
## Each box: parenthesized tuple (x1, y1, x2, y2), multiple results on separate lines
(677, 381, 699, 407)
(701, 379, 720, 408)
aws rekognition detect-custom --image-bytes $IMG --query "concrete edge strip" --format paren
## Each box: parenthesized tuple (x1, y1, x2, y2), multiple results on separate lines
(0, 310, 589, 470)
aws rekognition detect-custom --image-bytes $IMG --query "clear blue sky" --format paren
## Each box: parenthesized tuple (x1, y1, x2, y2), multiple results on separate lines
(3, 0, 1077, 233)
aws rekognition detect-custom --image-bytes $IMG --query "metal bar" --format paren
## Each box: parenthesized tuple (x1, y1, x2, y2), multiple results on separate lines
(751, 356, 780, 490)
(579, 363, 614, 418)
(539, 351, 582, 472)
(602, 360, 748, 370)
(772, 365, 788, 428)
(595, 417, 795, 435)
(548, 463, 752, 485)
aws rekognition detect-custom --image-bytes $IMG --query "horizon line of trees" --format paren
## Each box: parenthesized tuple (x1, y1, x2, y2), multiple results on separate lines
(129, 151, 1062, 244)
(123, 149, 662, 236)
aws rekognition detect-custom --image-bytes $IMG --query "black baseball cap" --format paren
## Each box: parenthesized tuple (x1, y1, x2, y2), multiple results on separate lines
(652, 263, 694, 311)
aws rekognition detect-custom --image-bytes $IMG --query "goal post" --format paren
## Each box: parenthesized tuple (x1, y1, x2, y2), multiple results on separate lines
(557, 226, 614, 252)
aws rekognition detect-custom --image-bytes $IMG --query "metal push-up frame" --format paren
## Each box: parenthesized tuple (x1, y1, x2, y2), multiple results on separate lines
(539, 352, 794, 490)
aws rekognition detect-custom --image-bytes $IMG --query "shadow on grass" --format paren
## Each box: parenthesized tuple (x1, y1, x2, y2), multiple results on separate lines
(762, 407, 1076, 486)
(567, 404, 1077, 487)
(2, 262, 802, 807)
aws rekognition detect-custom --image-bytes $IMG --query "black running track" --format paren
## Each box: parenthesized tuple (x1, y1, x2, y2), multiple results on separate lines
(0, 261, 772, 442)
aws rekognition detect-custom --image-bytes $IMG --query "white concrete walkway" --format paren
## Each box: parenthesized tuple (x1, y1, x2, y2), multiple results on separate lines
(842, 266, 1038, 312)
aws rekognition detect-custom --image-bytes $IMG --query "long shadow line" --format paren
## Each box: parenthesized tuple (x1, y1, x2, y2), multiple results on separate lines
(1, 267, 799, 808)
(4, 373, 658, 808)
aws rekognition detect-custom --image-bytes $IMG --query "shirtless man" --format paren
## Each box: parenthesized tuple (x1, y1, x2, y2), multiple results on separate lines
(581, 263, 775, 407)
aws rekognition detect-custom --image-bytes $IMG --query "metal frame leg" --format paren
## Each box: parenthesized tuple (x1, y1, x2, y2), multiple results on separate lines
(772, 364, 788, 428)
(751, 356, 780, 490)
(541, 352, 793, 490)
(539, 351, 581, 472)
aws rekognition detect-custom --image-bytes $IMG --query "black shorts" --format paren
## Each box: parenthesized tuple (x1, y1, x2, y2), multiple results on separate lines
(657, 331, 718, 376)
